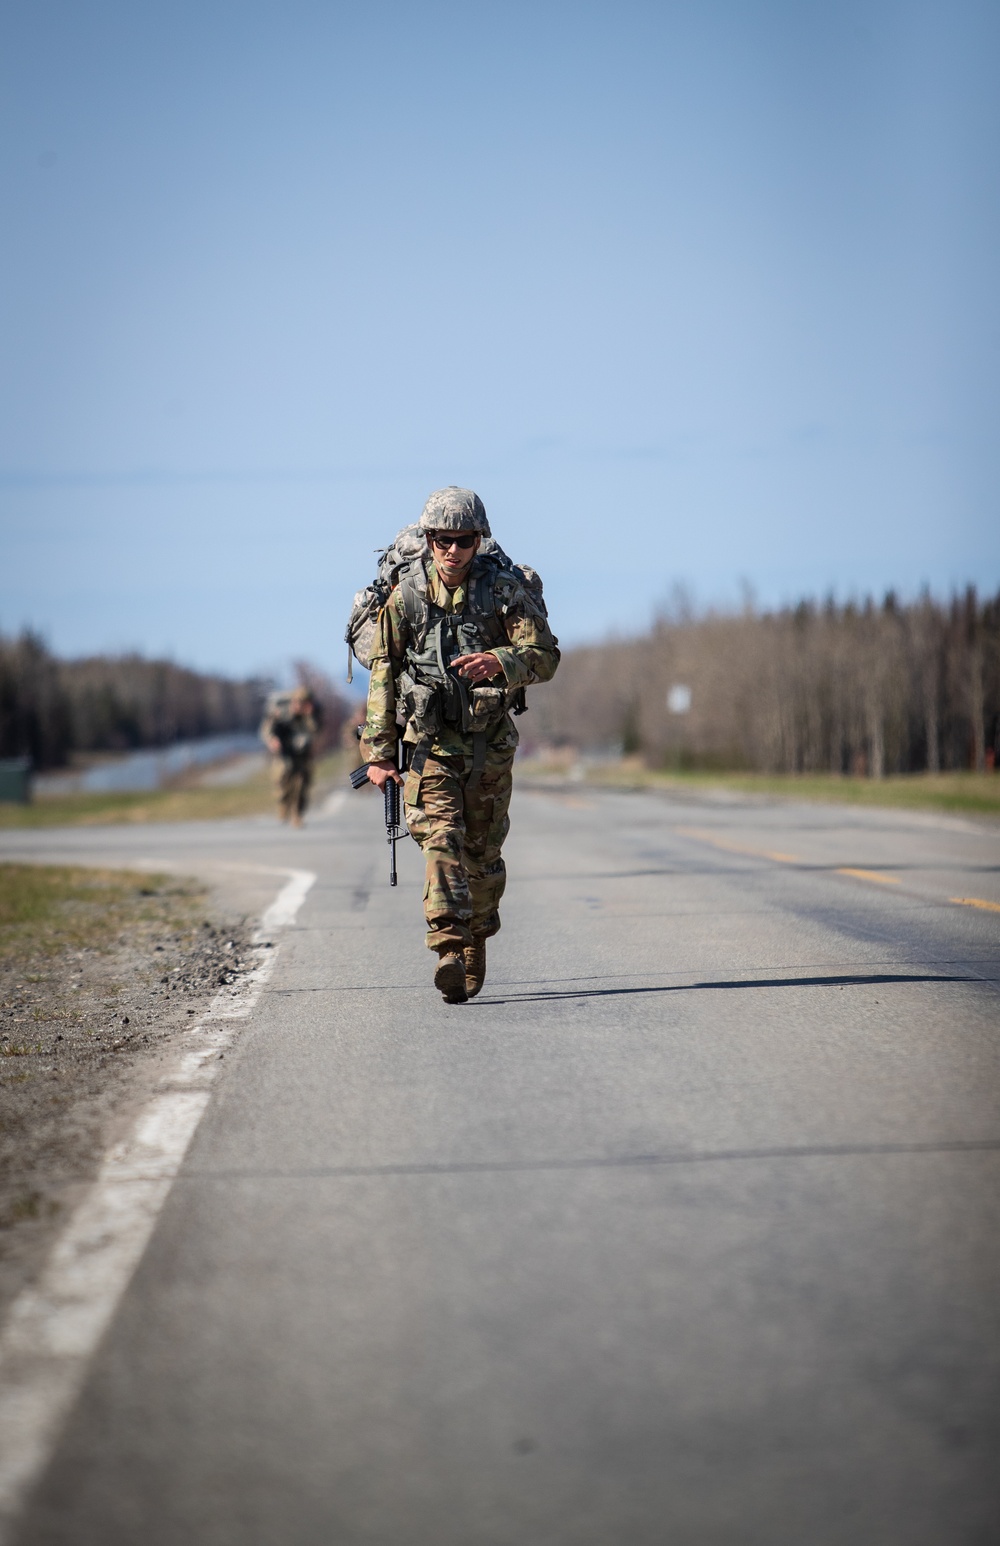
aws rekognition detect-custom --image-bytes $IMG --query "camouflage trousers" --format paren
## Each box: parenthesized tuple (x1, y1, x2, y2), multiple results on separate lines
(404, 744, 515, 955)
(277, 756, 313, 819)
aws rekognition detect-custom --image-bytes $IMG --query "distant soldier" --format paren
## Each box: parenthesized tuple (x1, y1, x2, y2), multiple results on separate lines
(361, 487, 559, 1002)
(260, 685, 318, 826)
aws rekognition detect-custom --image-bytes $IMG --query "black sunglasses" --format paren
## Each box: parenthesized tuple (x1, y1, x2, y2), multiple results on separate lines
(428, 532, 478, 550)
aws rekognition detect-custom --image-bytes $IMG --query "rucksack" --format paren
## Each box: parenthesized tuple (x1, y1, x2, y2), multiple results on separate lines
(344, 523, 546, 682)
(264, 689, 294, 720)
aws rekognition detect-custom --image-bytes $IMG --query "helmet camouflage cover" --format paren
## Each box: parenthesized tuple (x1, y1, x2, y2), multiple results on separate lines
(418, 486, 491, 537)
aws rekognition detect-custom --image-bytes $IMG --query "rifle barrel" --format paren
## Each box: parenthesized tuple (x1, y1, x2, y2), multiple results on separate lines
(348, 747, 408, 887)
(385, 779, 400, 886)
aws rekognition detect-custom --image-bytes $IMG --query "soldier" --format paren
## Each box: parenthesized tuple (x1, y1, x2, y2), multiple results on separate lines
(362, 487, 559, 1003)
(260, 685, 318, 827)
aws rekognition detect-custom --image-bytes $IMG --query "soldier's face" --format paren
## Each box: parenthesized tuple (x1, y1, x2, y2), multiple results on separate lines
(428, 532, 480, 584)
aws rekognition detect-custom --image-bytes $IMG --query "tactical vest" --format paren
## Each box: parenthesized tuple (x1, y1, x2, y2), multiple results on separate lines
(395, 558, 524, 746)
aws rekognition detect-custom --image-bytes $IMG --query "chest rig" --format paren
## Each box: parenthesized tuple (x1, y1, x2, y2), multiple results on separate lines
(394, 557, 520, 784)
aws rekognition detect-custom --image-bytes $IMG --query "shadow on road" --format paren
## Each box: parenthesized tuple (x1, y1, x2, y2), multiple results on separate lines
(479, 971, 972, 1007)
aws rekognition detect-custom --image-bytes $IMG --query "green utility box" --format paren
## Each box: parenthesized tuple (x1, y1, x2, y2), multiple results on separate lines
(0, 758, 32, 804)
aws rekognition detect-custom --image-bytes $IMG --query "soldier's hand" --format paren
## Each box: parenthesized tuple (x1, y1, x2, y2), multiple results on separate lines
(366, 760, 404, 790)
(452, 652, 502, 684)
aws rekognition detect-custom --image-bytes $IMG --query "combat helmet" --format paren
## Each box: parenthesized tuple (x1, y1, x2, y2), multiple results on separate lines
(418, 486, 491, 537)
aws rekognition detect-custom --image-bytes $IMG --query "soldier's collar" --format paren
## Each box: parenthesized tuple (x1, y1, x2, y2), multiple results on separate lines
(428, 559, 475, 597)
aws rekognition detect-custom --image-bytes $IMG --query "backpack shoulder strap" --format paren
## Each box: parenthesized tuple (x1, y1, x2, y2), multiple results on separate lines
(470, 559, 498, 618)
(397, 559, 431, 645)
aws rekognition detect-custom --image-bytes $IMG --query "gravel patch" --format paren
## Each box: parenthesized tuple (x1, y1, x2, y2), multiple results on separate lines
(0, 866, 255, 1318)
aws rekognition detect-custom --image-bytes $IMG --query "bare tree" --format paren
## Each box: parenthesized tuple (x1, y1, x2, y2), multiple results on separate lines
(531, 588, 1000, 777)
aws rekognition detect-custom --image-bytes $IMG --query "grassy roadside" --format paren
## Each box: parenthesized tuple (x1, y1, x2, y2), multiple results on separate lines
(0, 862, 196, 954)
(519, 761, 1000, 818)
(0, 752, 349, 829)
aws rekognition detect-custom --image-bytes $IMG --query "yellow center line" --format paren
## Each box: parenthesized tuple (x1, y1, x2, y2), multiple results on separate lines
(677, 828, 801, 864)
(679, 829, 994, 911)
(835, 868, 900, 885)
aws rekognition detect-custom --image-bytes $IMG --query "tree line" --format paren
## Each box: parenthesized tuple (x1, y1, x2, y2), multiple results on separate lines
(0, 631, 271, 770)
(8, 587, 995, 778)
(530, 588, 1000, 776)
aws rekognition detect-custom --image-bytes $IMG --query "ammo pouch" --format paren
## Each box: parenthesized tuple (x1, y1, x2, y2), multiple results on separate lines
(467, 685, 507, 727)
(398, 671, 442, 737)
(400, 666, 506, 739)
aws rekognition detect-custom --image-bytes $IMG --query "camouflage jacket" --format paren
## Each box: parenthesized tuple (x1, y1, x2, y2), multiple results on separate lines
(362, 558, 560, 762)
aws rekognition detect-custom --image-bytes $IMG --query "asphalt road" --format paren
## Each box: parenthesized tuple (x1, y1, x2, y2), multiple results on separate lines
(4, 784, 1000, 1545)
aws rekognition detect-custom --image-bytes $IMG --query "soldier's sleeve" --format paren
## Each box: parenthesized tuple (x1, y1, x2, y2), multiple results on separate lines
(361, 590, 408, 762)
(490, 578, 561, 688)
(259, 713, 275, 748)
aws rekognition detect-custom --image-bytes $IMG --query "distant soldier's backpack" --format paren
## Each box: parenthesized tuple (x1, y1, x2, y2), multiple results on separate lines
(344, 523, 546, 682)
(264, 689, 294, 720)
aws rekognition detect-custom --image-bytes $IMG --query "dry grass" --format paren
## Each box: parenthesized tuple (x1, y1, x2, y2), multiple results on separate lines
(0, 863, 205, 959)
(519, 759, 1000, 818)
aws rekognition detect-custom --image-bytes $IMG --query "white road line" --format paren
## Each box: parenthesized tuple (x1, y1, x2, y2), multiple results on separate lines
(320, 788, 348, 818)
(261, 867, 315, 929)
(0, 867, 316, 1542)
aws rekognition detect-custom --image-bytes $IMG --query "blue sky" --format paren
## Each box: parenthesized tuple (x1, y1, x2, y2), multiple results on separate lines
(2, 0, 997, 682)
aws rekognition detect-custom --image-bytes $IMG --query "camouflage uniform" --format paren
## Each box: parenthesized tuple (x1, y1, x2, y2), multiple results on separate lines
(363, 558, 559, 954)
(260, 699, 317, 820)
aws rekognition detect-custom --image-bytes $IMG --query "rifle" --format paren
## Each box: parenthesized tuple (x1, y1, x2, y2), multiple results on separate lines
(349, 732, 410, 887)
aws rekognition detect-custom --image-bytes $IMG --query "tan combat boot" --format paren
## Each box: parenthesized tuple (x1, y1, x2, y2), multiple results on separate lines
(463, 938, 487, 998)
(434, 953, 468, 1004)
